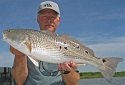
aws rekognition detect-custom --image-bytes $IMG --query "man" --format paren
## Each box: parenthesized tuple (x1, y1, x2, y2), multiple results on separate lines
(10, 1, 80, 85)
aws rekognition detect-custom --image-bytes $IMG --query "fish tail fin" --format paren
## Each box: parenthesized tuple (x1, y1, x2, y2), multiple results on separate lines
(98, 57, 123, 82)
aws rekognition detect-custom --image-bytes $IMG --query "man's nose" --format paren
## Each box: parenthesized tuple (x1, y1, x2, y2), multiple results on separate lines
(46, 17, 54, 22)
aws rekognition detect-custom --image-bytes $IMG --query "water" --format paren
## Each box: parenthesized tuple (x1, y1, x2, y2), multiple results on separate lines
(0, 76, 124, 85)
(79, 77, 125, 85)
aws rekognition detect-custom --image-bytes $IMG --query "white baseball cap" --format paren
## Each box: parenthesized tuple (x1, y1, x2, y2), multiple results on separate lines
(38, 1, 60, 16)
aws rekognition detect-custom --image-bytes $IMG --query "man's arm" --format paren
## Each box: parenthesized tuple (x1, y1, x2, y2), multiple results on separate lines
(58, 61, 80, 85)
(10, 46, 28, 85)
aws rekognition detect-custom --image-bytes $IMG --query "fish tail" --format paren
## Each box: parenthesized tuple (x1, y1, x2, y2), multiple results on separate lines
(98, 57, 123, 82)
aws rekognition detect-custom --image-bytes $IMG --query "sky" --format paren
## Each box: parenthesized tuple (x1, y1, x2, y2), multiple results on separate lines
(0, 0, 125, 72)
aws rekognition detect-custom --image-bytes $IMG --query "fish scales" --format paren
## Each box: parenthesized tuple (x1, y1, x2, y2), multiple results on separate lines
(2, 29, 123, 83)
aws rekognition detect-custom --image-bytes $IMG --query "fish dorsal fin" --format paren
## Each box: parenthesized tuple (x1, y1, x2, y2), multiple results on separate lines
(41, 30, 55, 35)
(59, 34, 83, 46)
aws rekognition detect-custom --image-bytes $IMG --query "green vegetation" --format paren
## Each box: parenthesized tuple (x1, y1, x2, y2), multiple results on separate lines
(79, 71, 125, 79)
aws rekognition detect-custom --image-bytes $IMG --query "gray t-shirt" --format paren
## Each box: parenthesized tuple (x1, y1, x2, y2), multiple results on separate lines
(13, 57, 65, 85)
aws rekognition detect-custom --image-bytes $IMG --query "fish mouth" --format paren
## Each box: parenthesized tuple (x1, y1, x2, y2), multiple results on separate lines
(2, 32, 7, 41)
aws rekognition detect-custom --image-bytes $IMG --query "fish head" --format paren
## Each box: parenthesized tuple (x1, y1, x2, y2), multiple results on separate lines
(2, 29, 28, 46)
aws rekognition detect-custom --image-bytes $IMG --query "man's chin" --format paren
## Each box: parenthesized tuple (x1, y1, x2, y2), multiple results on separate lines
(44, 26, 55, 31)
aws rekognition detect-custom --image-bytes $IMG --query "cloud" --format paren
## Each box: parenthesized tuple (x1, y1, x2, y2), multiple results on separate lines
(88, 42, 125, 57)
(0, 52, 14, 67)
(77, 36, 125, 72)
(77, 36, 125, 57)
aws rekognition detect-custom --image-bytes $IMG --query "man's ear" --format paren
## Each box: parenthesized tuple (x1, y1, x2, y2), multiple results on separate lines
(58, 17, 60, 25)
(37, 18, 39, 23)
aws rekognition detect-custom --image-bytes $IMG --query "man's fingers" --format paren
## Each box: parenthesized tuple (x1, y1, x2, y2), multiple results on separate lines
(58, 61, 79, 73)
(58, 63, 68, 71)
(58, 62, 72, 71)
(69, 61, 77, 69)
(64, 62, 72, 71)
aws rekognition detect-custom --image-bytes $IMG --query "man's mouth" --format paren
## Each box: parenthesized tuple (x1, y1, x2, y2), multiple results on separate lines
(45, 24, 54, 27)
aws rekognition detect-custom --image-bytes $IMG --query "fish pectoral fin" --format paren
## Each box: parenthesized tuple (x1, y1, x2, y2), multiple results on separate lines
(28, 56, 39, 67)
(24, 40, 32, 53)
(19, 36, 32, 53)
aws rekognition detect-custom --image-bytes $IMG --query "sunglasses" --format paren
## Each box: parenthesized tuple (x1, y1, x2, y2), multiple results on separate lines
(39, 61, 59, 76)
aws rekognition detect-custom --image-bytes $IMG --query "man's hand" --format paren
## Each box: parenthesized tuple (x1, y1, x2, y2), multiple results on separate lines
(58, 61, 80, 85)
(10, 46, 28, 85)
(10, 46, 25, 56)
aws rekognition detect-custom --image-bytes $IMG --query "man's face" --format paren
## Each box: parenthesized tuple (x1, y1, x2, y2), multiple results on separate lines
(37, 9, 60, 32)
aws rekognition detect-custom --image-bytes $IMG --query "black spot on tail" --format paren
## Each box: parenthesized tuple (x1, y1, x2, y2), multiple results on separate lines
(102, 59, 107, 63)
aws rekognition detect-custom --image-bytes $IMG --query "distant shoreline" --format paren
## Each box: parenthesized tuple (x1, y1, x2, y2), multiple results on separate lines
(79, 71, 125, 79)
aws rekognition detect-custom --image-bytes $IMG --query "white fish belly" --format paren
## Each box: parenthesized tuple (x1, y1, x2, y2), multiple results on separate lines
(29, 48, 84, 64)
